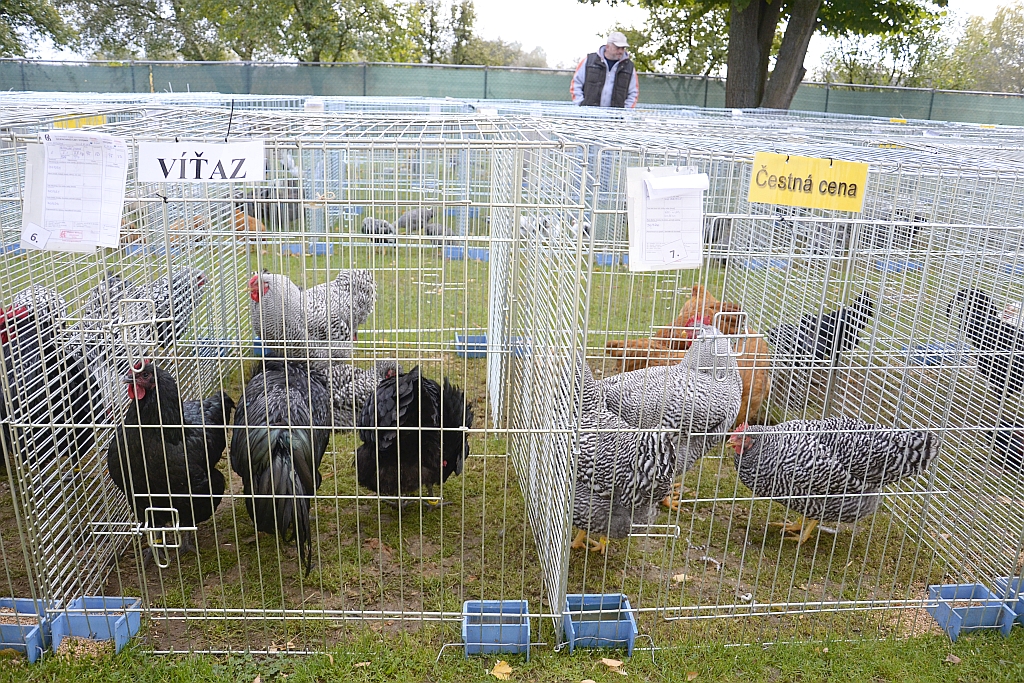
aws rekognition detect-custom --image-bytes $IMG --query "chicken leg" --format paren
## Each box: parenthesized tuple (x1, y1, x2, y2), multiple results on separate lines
(569, 529, 609, 553)
(771, 517, 819, 545)
(661, 481, 688, 511)
(421, 484, 452, 510)
(570, 529, 589, 550)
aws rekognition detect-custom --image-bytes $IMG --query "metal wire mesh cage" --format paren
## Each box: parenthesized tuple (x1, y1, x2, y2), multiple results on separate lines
(1, 97, 1024, 656)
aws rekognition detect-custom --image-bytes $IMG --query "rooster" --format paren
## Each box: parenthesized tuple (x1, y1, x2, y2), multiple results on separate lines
(107, 361, 234, 561)
(1, 286, 97, 472)
(230, 359, 331, 574)
(598, 326, 743, 510)
(356, 366, 473, 508)
(728, 417, 938, 545)
(946, 288, 1024, 397)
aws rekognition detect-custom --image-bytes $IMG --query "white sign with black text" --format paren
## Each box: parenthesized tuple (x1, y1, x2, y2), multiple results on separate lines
(626, 166, 709, 272)
(20, 131, 129, 253)
(137, 140, 266, 183)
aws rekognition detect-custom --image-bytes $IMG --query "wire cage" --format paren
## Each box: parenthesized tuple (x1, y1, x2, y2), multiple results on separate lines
(2, 96, 1024, 657)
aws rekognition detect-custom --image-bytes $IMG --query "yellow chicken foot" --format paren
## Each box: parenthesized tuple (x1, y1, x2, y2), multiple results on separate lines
(662, 485, 690, 511)
(587, 535, 610, 555)
(570, 529, 589, 550)
(769, 518, 806, 534)
(773, 518, 820, 545)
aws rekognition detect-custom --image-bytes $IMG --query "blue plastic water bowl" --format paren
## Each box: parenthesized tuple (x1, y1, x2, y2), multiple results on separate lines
(443, 246, 465, 260)
(0, 598, 48, 663)
(281, 243, 305, 256)
(454, 334, 487, 358)
(1002, 263, 1024, 276)
(510, 336, 531, 357)
(737, 258, 789, 271)
(2, 244, 27, 256)
(307, 242, 334, 256)
(991, 577, 1024, 625)
(563, 593, 638, 656)
(902, 342, 965, 367)
(445, 207, 481, 218)
(466, 247, 490, 262)
(49, 596, 142, 655)
(593, 253, 622, 268)
(462, 600, 530, 660)
(926, 584, 1015, 641)
(251, 338, 283, 358)
(621, 254, 629, 266)
(873, 260, 924, 274)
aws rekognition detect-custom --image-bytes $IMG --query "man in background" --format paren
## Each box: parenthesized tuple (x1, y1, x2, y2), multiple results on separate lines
(570, 31, 639, 108)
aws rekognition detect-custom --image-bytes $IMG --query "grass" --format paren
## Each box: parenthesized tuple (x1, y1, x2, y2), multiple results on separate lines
(3, 629, 1024, 682)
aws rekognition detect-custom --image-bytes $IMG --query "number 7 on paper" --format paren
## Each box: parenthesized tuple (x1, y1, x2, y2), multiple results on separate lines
(626, 166, 709, 272)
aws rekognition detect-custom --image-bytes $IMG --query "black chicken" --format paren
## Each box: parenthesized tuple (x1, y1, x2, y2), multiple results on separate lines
(990, 424, 1024, 473)
(947, 288, 1024, 396)
(356, 366, 474, 508)
(230, 360, 331, 574)
(107, 361, 234, 561)
(767, 291, 876, 362)
(1, 286, 97, 474)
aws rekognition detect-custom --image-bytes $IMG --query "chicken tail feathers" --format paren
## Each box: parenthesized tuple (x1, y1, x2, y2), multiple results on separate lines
(249, 427, 316, 575)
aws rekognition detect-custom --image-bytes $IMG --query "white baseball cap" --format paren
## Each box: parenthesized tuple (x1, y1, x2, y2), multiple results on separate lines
(607, 31, 629, 48)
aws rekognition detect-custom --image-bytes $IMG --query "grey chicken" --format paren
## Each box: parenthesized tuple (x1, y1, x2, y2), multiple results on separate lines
(147, 268, 207, 348)
(395, 208, 434, 233)
(946, 288, 1024, 396)
(361, 217, 396, 245)
(598, 326, 743, 510)
(230, 359, 331, 575)
(249, 269, 380, 430)
(571, 354, 681, 554)
(729, 417, 938, 544)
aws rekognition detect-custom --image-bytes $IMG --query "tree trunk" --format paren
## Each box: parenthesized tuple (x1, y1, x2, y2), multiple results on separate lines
(725, 0, 784, 108)
(761, 0, 822, 109)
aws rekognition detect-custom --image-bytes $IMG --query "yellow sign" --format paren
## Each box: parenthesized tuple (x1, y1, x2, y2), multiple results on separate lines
(53, 115, 107, 129)
(747, 152, 869, 212)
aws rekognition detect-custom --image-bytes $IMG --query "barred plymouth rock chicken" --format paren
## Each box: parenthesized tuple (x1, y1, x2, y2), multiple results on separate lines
(356, 366, 473, 508)
(1, 286, 97, 473)
(946, 288, 1024, 396)
(598, 326, 742, 510)
(570, 354, 681, 554)
(729, 417, 938, 545)
(108, 361, 234, 562)
(230, 359, 331, 575)
(147, 267, 207, 348)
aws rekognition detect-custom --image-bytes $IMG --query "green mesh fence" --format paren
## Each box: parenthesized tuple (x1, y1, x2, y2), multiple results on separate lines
(5, 60, 1024, 125)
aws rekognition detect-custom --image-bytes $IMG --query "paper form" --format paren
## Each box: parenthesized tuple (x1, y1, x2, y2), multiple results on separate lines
(626, 166, 709, 271)
(20, 131, 128, 252)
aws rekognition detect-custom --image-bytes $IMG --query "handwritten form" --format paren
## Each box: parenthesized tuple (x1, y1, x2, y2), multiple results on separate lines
(21, 131, 128, 252)
(626, 166, 710, 271)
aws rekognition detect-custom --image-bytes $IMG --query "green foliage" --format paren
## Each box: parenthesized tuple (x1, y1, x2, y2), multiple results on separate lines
(0, 0, 75, 57)
(610, 1, 728, 75)
(953, 4, 1024, 93)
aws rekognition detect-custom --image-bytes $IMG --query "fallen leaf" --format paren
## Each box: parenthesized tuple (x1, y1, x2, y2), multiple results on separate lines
(672, 573, 690, 583)
(798, 584, 809, 591)
(822, 647, 829, 654)
(491, 660, 513, 680)
(353, 662, 370, 668)
(467, 575, 478, 583)
(582, 680, 597, 683)
(601, 658, 623, 670)
(253, 677, 261, 683)
(687, 672, 699, 681)
(945, 654, 961, 664)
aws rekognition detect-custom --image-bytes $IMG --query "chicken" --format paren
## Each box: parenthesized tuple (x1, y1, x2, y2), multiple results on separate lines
(249, 269, 376, 363)
(599, 326, 743, 510)
(147, 268, 207, 348)
(992, 425, 1024, 472)
(570, 353, 680, 554)
(325, 360, 400, 429)
(946, 288, 1024, 396)
(395, 208, 434, 233)
(728, 417, 938, 544)
(230, 359, 331, 574)
(107, 361, 234, 561)
(356, 366, 473, 508)
(766, 291, 875, 416)
(604, 285, 771, 424)
(361, 217, 396, 245)
(1, 286, 97, 472)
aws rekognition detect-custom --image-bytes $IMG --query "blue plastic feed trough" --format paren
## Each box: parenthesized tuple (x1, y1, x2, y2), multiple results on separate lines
(737, 258, 789, 271)
(50, 597, 142, 655)
(443, 246, 490, 262)
(873, 259, 924, 274)
(308, 242, 334, 256)
(903, 342, 964, 367)
(991, 577, 1024, 625)
(454, 334, 487, 358)
(593, 253, 621, 268)
(926, 584, 1015, 641)
(563, 593, 638, 656)
(1, 244, 27, 255)
(0, 598, 47, 663)
(281, 243, 305, 256)
(462, 600, 530, 659)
